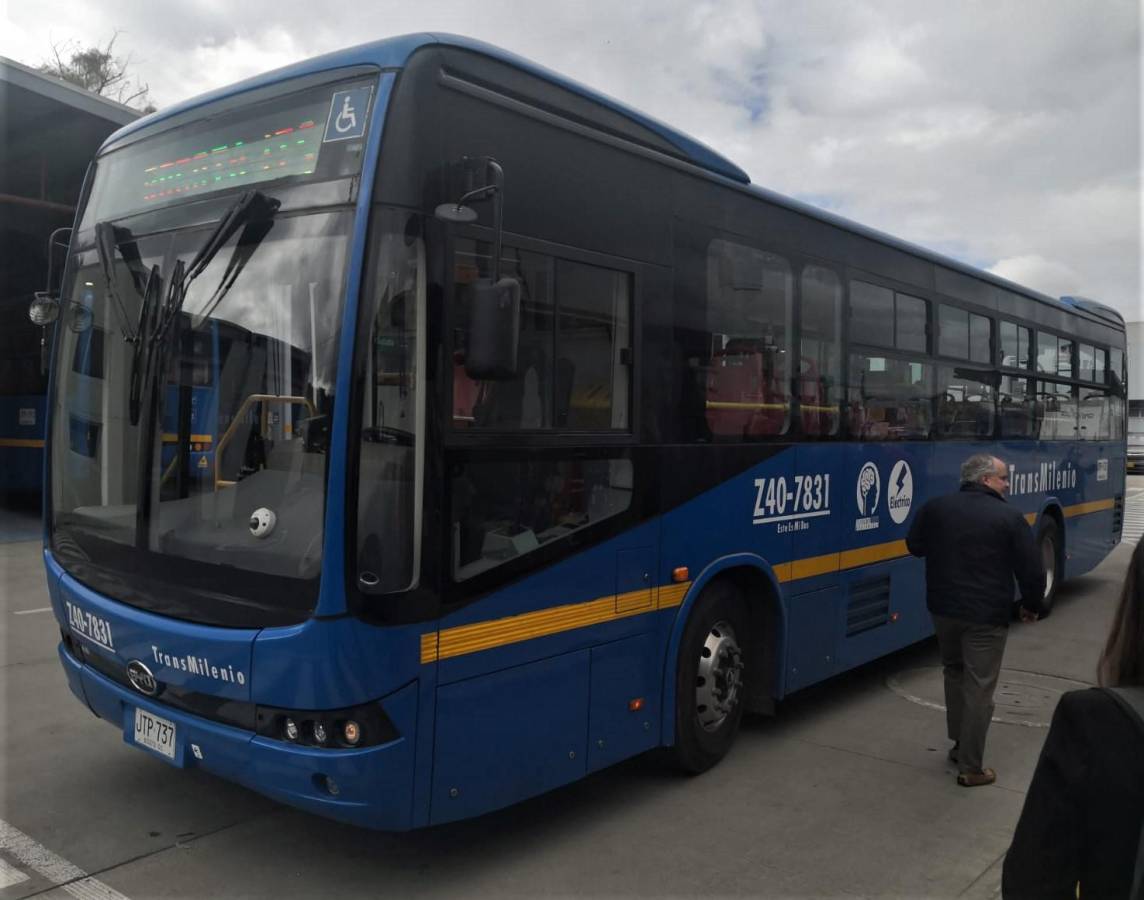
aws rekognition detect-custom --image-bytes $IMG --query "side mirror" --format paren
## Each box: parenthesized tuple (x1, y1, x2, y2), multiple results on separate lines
(29, 291, 60, 326)
(465, 277, 520, 380)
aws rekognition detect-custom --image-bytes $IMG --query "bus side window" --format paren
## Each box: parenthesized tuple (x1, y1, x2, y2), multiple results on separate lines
(451, 456, 634, 581)
(849, 355, 932, 441)
(800, 266, 841, 436)
(704, 240, 792, 440)
(450, 245, 630, 433)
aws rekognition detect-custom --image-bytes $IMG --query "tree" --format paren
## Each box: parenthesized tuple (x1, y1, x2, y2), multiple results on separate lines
(39, 32, 156, 113)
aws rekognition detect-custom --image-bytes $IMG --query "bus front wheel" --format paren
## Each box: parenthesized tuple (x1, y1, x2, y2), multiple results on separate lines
(672, 581, 748, 774)
(1037, 519, 1061, 615)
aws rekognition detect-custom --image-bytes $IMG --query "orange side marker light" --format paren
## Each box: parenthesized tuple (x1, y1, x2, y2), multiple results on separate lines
(628, 698, 644, 712)
(672, 567, 689, 583)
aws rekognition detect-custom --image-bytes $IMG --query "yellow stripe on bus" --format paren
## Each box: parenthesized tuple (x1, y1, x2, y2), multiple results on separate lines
(1063, 498, 1114, 518)
(0, 438, 45, 448)
(418, 498, 1116, 664)
(161, 434, 213, 444)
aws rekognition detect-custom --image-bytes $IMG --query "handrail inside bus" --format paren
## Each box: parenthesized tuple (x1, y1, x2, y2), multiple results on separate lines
(214, 394, 317, 489)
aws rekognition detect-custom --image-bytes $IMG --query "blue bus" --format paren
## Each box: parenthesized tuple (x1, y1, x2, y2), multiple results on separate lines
(37, 34, 1127, 830)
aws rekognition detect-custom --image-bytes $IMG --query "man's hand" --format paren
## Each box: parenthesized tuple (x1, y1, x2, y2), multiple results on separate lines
(1018, 606, 1039, 623)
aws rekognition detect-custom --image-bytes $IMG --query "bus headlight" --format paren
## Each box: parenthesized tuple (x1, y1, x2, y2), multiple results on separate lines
(255, 700, 398, 749)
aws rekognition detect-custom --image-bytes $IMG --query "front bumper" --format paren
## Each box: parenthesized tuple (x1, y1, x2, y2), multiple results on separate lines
(59, 641, 419, 830)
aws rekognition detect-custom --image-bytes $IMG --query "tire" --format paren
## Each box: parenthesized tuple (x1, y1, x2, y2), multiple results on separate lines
(672, 581, 749, 774)
(1037, 518, 1061, 615)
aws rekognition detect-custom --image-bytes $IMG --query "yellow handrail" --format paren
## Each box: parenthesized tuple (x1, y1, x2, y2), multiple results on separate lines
(214, 394, 316, 489)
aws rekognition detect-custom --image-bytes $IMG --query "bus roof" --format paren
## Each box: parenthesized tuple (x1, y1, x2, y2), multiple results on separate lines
(98, 33, 749, 183)
(98, 34, 1122, 333)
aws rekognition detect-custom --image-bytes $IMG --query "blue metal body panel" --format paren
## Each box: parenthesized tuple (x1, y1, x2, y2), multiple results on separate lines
(56, 571, 258, 702)
(0, 395, 46, 493)
(66, 647, 419, 829)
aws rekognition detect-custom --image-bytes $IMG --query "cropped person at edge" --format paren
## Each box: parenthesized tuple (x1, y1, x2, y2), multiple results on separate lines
(906, 453, 1046, 787)
(1002, 537, 1144, 897)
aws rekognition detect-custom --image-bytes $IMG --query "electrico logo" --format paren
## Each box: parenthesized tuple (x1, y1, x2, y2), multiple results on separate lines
(887, 460, 914, 525)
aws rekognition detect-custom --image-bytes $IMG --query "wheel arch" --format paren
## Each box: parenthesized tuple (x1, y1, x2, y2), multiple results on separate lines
(1033, 500, 1066, 578)
(659, 553, 786, 747)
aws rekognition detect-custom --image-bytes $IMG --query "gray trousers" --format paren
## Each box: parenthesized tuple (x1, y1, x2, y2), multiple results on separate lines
(932, 614, 1008, 774)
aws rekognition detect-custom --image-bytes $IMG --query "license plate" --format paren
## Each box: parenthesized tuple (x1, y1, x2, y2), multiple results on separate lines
(133, 708, 176, 759)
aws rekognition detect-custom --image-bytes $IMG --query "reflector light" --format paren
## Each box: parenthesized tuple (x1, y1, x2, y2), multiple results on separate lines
(628, 698, 644, 712)
(672, 567, 689, 583)
(890, 611, 900, 622)
(342, 720, 361, 745)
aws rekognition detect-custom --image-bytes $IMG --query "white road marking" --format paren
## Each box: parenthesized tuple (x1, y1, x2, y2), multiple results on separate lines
(0, 819, 131, 900)
(0, 857, 31, 888)
(1121, 493, 1144, 546)
(13, 607, 53, 615)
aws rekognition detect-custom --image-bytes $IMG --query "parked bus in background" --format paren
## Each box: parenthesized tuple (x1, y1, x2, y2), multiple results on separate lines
(34, 34, 1127, 830)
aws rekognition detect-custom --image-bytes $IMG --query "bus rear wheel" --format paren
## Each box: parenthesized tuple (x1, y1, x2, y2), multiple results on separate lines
(1037, 519, 1061, 615)
(672, 581, 748, 774)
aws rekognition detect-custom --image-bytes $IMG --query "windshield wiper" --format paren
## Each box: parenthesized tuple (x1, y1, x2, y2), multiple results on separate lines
(154, 190, 280, 346)
(95, 221, 149, 342)
(132, 190, 281, 541)
(127, 264, 162, 425)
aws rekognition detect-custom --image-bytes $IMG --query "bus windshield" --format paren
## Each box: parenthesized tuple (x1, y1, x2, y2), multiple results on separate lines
(50, 202, 351, 626)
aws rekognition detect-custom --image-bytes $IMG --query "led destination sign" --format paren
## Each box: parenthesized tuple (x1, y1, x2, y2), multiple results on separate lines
(85, 77, 375, 223)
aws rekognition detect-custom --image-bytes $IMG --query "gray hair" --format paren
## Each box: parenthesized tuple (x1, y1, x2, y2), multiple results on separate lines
(961, 453, 1000, 484)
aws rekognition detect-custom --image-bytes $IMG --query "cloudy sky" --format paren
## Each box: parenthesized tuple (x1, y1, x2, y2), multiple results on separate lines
(5, 1, 1141, 320)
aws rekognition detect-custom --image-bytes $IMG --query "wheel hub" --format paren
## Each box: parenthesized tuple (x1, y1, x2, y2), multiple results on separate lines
(695, 620, 743, 732)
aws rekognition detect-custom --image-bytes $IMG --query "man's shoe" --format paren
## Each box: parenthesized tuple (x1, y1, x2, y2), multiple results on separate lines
(956, 768, 996, 787)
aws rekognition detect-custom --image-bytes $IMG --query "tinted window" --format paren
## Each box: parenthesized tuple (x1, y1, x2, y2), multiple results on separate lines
(1000, 321, 1031, 369)
(970, 314, 991, 364)
(1056, 337, 1074, 379)
(800, 266, 842, 436)
(850, 281, 893, 347)
(1036, 332, 1058, 374)
(848, 354, 932, 441)
(557, 259, 633, 429)
(452, 456, 633, 580)
(939, 305, 968, 358)
(451, 242, 632, 432)
(1078, 344, 1095, 382)
(896, 293, 927, 353)
(1110, 348, 1125, 394)
(1037, 381, 1077, 440)
(1078, 389, 1109, 440)
(935, 366, 994, 440)
(998, 376, 1038, 439)
(705, 241, 792, 438)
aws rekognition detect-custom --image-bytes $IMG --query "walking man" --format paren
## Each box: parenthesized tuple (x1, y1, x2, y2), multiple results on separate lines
(906, 453, 1046, 787)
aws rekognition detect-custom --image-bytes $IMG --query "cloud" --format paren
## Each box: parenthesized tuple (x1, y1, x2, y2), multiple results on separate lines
(4, 0, 1139, 319)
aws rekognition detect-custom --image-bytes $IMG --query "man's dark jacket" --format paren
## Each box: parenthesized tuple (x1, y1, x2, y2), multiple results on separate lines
(906, 482, 1046, 625)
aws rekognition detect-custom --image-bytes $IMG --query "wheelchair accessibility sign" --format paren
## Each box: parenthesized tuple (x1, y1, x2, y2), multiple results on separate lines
(323, 86, 373, 142)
